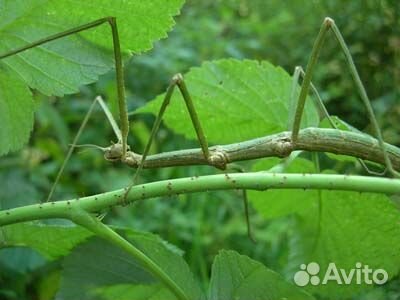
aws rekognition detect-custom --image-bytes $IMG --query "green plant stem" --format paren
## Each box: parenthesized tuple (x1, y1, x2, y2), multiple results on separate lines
(68, 209, 188, 300)
(1, 173, 400, 226)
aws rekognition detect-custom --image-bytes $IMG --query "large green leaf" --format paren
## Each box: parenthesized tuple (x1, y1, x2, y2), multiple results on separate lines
(208, 250, 314, 300)
(57, 232, 203, 300)
(46, 0, 185, 54)
(249, 162, 400, 298)
(288, 191, 400, 299)
(136, 59, 319, 144)
(1, 222, 202, 299)
(0, 0, 184, 155)
(0, 0, 184, 95)
(0, 66, 33, 156)
(0, 222, 92, 260)
(0, 19, 112, 96)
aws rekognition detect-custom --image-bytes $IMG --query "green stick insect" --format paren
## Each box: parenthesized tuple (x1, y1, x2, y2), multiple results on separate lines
(1, 15, 400, 300)
(1, 17, 398, 237)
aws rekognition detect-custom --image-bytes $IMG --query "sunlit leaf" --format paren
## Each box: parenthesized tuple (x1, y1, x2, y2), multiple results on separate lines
(0, 223, 91, 260)
(136, 59, 319, 144)
(0, 66, 33, 155)
(0, 0, 184, 155)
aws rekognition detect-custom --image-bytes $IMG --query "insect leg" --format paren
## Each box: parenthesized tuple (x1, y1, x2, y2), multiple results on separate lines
(290, 17, 398, 177)
(124, 73, 219, 199)
(46, 96, 120, 202)
(227, 164, 256, 243)
(295, 66, 386, 175)
(0, 17, 129, 159)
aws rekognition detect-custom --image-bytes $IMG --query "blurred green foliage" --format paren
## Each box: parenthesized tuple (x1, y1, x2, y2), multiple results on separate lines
(1, 1, 399, 299)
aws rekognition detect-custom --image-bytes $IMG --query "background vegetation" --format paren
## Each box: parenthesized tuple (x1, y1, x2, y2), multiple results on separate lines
(1, 1, 399, 299)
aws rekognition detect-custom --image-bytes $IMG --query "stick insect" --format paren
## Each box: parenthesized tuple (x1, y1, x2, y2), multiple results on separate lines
(1, 17, 398, 241)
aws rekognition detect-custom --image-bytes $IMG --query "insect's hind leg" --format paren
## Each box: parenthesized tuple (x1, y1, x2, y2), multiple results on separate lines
(290, 65, 386, 175)
(290, 17, 399, 177)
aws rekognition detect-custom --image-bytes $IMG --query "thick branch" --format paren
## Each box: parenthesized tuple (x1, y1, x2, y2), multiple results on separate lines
(109, 128, 400, 170)
(1, 173, 400, 226)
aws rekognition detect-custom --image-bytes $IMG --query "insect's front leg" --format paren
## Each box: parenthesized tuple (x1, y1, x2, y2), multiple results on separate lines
(0, 17, 131, 201)
(46, 96, 124, 202)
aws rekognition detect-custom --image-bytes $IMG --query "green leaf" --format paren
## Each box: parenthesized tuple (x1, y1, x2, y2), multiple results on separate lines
(0, 223, 92, 260)
(249, 157, 400, 298)
(57, 232, 203, 300)
(0, 0, 185, 96)
(0, 0, 184, 155)
(136, 59, 319, 144)
(0, 247, 46, 273)
(288, 191, 400, 299)
(0, 66, 33, 156)
(58, 237, 155, 300)
(46, 0, 186, 54)
(0, 170, 39, 209)
(0, 21, 112, 96)
(93, 284, 172, 300)
(249, 157, 317, 219)
(250, 174, 400, 299)
(1, 223, 202, 299)
(208, 250, 314, 300)
(319, 115, 359, 132)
